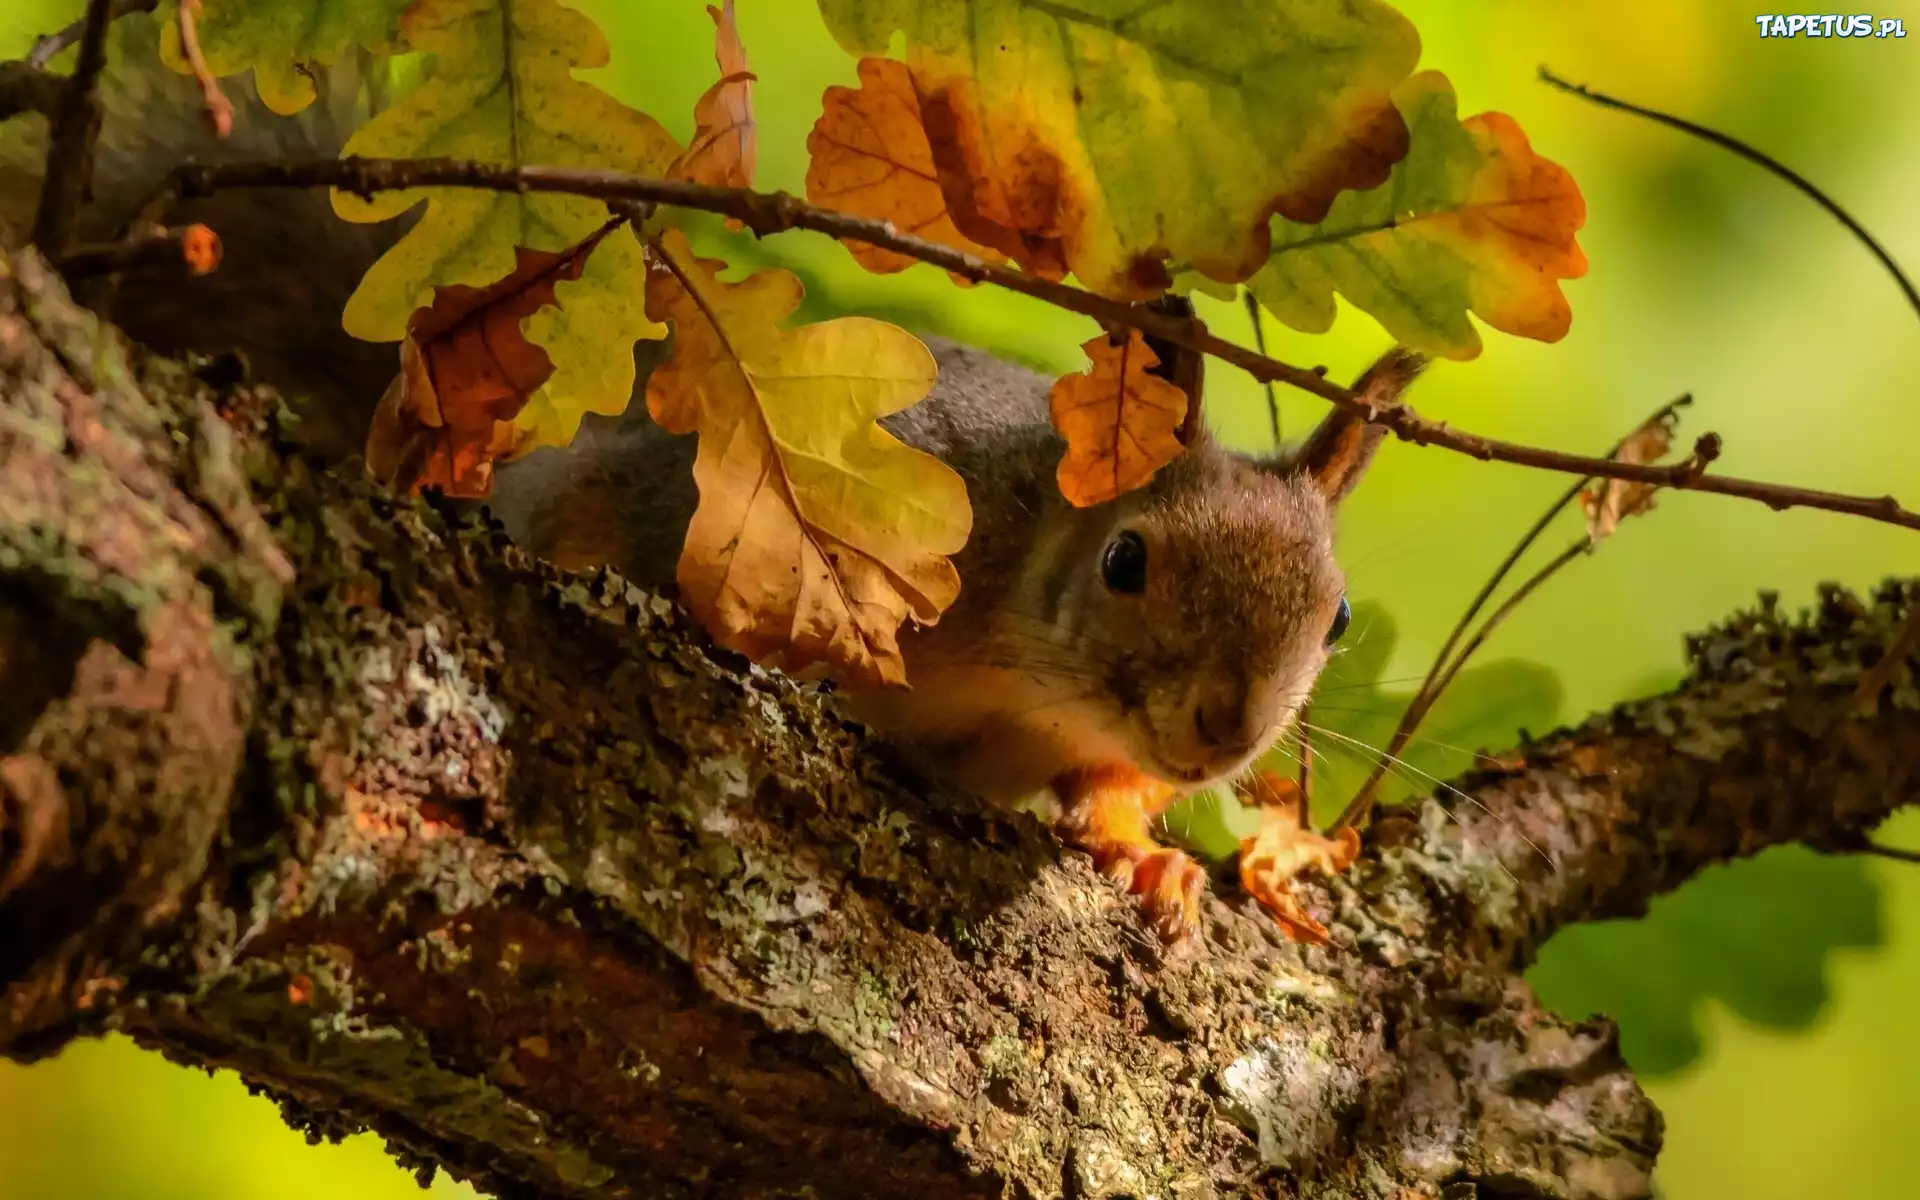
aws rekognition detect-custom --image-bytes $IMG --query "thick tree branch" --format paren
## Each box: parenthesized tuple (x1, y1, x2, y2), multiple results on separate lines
(158, 155, 1920, 534)
(1, 238, 1914, 1199)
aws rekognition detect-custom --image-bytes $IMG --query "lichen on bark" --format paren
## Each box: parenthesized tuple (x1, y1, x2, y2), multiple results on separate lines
(1, 234, 1916, 1200)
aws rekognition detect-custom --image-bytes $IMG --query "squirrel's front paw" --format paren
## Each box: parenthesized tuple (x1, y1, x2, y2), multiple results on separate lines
(1123, 847, 1207, 941)
(1052, 763, 1201, 943)
(1234, 771, 1360, 945)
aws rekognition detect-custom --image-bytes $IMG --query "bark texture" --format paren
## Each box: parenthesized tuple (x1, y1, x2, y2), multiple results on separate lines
(2, 238, 1917, 1200)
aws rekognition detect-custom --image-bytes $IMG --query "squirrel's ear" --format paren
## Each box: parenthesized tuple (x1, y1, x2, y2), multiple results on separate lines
(1284, 347, 1427, 507)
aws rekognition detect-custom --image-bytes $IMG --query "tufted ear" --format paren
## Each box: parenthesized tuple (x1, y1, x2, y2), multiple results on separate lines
(1284, 347, 1427, 507)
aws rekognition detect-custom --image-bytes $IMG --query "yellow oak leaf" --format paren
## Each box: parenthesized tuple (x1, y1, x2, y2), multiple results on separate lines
(331, 0, 679, 453)
(667, 0, 757, 189)
(805, 56, 1007, 280)
(1049, 329, 1190, 508)
(643, 230, 972, 688)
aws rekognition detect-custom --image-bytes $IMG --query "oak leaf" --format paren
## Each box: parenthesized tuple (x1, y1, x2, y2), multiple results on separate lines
(332, 0, 679, 454)
(1250, 71, 1588, 360)
(805, 57, 1007, 279)
(1234, 770, 1359, 945)
(1049, 329, 1190, 508)
(816, 0, 1421, 298)
(644, 230, 972, 688)
(158, 0, 409, 115)
(1579, 413, 1676, 542)
(363, 220, 621, 498)
(667, 0, 757, 189)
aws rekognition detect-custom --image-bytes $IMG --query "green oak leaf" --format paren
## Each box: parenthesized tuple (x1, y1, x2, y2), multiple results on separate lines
(1249, 70, 1588, 360)
(815, 0, 1422, 300)
(158, 0, 410, 116)
(1528, 845, 1882, 1077)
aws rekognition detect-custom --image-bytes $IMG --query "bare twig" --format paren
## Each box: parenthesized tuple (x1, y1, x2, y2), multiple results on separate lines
(1329, 397, 1695, 833)
(1857, 839, 1920, 866)
(0, 61, 64, 120)
(173, 0, 233, 137)
(1330, 537, 1592, 834)
(27, 0, 158, 70)
(31, 0, 117, 257)
(1243, 288, 1283, 446)
(1540, 66, 1920, 323)
(135, 155, 1920, 532)
(58, 222, 221, 278)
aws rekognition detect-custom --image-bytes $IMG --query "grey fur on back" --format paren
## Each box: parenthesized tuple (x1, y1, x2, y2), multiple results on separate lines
(484, 335, 1068, 598)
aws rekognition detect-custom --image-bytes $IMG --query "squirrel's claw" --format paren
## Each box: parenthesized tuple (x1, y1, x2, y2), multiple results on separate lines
(1053, 763, 1200, 943)
(1126, 847, 1206, 941)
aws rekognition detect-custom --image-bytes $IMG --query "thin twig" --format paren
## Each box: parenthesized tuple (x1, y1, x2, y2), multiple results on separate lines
(1856, 840, 1920, 866)
(28, 0, 157, 70)
(174, 0, 233, 137)
(58, 222, 221, 278)
(1331, 538, 1590, 833)
(31, 0, 117, 257)
(1244, 288, 1282, 446)
(156, 155, 1920, 533)
(1334, 396, 1693, 829)
(1540, 66, 1920, 323)
(1855, 604, 1920, 709)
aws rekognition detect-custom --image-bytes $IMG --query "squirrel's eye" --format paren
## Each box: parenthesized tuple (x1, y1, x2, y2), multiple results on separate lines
(1100, 531, 1148, 594)
(1326, 595, 1352, 646)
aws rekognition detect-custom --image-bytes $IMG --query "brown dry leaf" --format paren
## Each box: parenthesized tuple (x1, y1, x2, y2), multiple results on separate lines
(1578, 415, 1676, 543)
(668, 0, 757, 189)
(1234, 770, 1360, 945)
(644, 229, 971, 688)
(364, 218, 622, 497)
(1050, 329, 1191, 508)
(805, 56, 1007, 280)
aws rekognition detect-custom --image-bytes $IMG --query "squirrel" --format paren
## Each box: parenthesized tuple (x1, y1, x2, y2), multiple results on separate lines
(2, 16, 1427, 941)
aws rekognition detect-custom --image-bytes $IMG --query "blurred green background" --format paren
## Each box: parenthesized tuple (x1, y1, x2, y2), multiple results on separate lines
(4, 1, 1918, 1196)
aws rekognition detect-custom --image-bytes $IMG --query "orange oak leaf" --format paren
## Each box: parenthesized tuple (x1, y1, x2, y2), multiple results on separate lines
(1049, 329, 1190, 508)
(668, 0, 757, 189)
(1234, 770, 1359, 945)
(643, 229, 971, 688)
(805, 56, 1007, 280)
(364, 218, 622, 498)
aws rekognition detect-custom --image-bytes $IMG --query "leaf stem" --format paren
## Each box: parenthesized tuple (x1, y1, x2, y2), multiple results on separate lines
(1328, 397, 1688, 833)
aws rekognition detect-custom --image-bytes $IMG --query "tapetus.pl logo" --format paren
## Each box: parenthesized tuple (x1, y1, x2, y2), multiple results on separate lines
(1754, 14, 1908, 36)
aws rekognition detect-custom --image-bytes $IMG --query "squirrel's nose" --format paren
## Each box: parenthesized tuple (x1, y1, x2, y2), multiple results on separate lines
(1191, 682, 1267, 757)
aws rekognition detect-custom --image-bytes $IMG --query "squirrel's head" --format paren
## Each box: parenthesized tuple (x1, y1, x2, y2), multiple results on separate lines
(1009, 349, 1423, 791)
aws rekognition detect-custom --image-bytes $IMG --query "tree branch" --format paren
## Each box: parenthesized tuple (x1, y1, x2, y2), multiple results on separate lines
(2, 237, 1915, 1199)
(31, 0, 118, 257)
(157, 155, 1920, 534)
